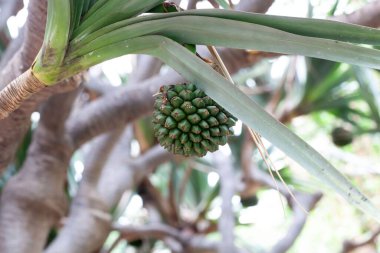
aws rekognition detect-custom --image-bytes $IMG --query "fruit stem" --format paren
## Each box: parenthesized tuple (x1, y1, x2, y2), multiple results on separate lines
(206, 45, 235, 84)
(206, 45, 308, 215)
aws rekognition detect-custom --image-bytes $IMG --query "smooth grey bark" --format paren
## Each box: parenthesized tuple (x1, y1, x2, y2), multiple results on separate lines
(0, 83, 80, 253)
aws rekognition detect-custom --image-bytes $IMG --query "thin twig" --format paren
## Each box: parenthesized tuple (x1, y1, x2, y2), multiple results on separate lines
(206, 45, 285, 210)
(206, 45, 307, 214)
(341, 227, 380, 253)
(206, 46, 233, 82)
(248, 128, 287, 214)
(255, 132, 306, 212)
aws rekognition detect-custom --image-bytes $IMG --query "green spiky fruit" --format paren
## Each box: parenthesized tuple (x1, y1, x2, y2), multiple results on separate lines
(153, 83, 237, 157)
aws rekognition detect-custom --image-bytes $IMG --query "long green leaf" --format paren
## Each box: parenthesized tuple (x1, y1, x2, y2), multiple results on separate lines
(353, 67, 380, 127)
(61, 35, 380, 222)
(72, 0, 164, 42)
(70, 0, 84, 35)
(312, 93, 361, 112)
(71, 9, 380, 46)
(179, 9, 380, 45)
(306, 64, 352, 102)
(82, 0, 92, 14)
(67, 16, 380, 71)
(38, 0, 71, 67)
(80, 0, 110, 21)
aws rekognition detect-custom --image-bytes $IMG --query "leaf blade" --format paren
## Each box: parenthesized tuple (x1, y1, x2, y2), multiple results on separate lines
(68, 16, 380, 70)
(75, 9, 380, 45)
(353, 67, 380, 127)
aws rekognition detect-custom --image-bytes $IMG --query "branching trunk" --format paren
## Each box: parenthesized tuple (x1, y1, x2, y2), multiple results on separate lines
(0, 84, 79, 253)
(0, 0, 47, 172)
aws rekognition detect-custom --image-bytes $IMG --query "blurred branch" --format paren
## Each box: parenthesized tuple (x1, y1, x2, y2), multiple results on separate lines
(45, 141, 172, 253)
(140, 177, 174, 225)
(0, 30, 24, 69)
(115, 223, 182, 242)
(0, 0, 45, 88)
(208, 0, 219, 8)
(0, 83, 80, 253)
(187, 0, 199, 9)
(0, 0, 23, 31)
(128, 55, 163, 85)
(99, 145, 172, 207)
(82, 129, 125, 187)
(115, 222, 253, 253)
(341, 228, 380, 253)
(269, 192, 322, 253)
(0, 0, 47, 172)
(67, 72, 182, 148)
(332, 0, 380, 28)
(266, 57, 298, 116)
(247, 165, 323, 253)
(214, 153, 237, 253)
(115, 223, 220, 253)
(240, 128, 323, 253)
(0, 0, 22, 50)
(83, 74, 116, 95)
(0, 0, 79, 174)
(45, 129, 124, 253)
(235, 0, 275, 13)
(85, 55, 162, 96)
(168, 166, 180, 226)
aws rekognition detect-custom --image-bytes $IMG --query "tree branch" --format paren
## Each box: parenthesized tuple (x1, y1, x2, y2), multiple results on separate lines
(269, 191, 322, 253)
(115, 223, 181, 242)
(187, 0, 199, 10)
(114, 222, 251, 253)
(341, 227, 380, 253)
(332, 0, 380, 28)
(0, 0, 79, 173)
(0, 83, 79, 253)
(0, 0, 23, 32)
(246, 165, 323, 253)
(213, 153, 237, 253)
(0, 0, 47, 172)
(67, 72, 183, 148)
(44, 139, 172, 253)
(235, 0, 275, 13)
(128, 55, 163, 85)
(44, 130, 124, 253)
